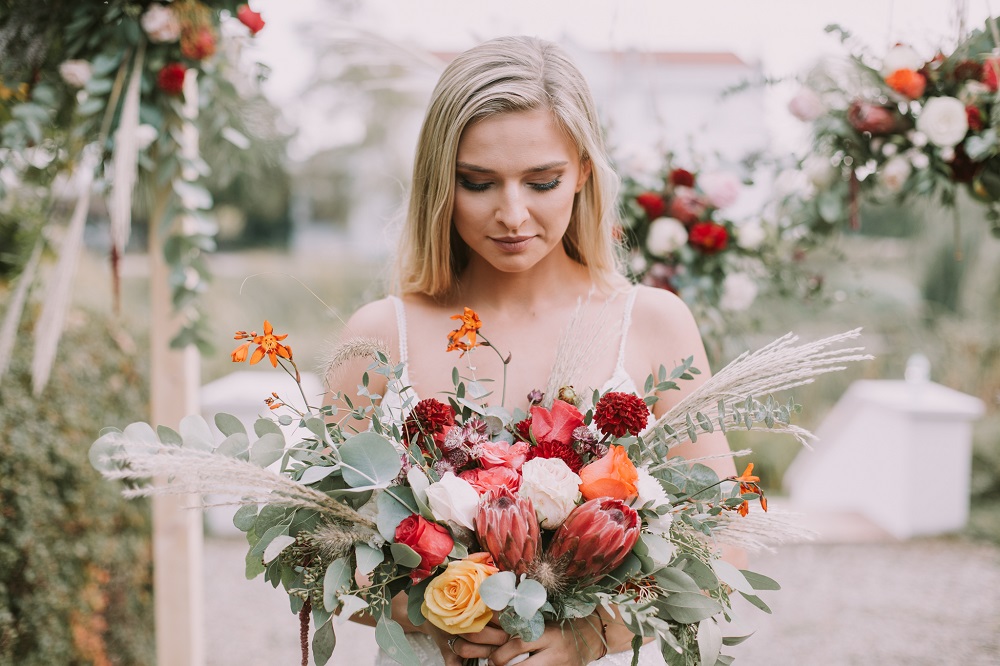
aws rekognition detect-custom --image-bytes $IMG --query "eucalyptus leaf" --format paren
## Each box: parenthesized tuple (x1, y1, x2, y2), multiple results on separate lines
(300, 465, 339, 485)
(263, 534, 296, 564)
(739, 591, 772, 614)
(249, 523, 290, 561)
(376, 487, 417, 542)
(721, 632, 755, 647)
(245, 547, 266, 580)
(512, 578, 547, 618)
(697, 617, 722, 666)
(661, 592, 723, 624)
(478, 571, 517, 611)
(340, 432, 402, 488)
(255, 418, 283, 437)
(179, 414, 214, 451)
(156, 425, 183, 446)
(741, 570, 781, 591)
(311, 618, 336, 666)
(654, 567, 701, 593)
(676, 555, 719, 591)
(407, 577, 431, 628)
(389, 543, 422, 569)
(323, 559, 353, 612)
(375, 617, 420, 666)
(251, 432, 286, 467)
(712, 559, 754, 595)
(334, 595, 369, 625)
(215, 413, 246, 437)
(233, 505, 258, 532)
(216, 433, 250, 460)
(355, 543, 385, 575)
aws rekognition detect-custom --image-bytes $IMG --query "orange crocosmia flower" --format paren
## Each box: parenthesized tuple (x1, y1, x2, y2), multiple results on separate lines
(578, 445, 639, 501)
(737, 501, 749, 517)
(735, 463, 759, 484)
(885, 68, 927, 99)
(249, 320, 292, 367)
(231, 342, 251, 363)
(446, 307, 482, 354)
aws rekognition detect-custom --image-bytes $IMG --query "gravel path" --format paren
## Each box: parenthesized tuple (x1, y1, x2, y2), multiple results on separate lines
(204, 535, 1000, 666)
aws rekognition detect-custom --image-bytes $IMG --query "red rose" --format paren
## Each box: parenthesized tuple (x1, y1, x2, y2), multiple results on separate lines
(181, 26, 216, 61)
(688, 222, 729, 254)
(847, 100, 896, 134)
(157, 63, 186, 95)
(668, 188, 708, 226)
(394, 514, 454, 582)
(967, 105, 984, 132)
(668, 168, 696, 188)
(952, 60, 983, 82)
(594, 391, 649, 438)
(635, 192, 666, 220)
(237, 5, 266, 35)
(983, 58, 1000, 91)
(528, 400, 584, 447)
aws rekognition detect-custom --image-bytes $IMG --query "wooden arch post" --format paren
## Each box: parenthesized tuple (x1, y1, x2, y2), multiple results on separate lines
(148, 71, 205, 666)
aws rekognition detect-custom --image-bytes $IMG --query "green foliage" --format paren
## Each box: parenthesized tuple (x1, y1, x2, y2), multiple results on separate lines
(0, 309, 153, 665)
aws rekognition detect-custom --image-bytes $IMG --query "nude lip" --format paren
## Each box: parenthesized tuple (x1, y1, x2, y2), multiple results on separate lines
(490, 236, 533, 252)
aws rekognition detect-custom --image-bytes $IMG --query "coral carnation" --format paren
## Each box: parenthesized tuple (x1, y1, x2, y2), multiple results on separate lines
(594, 391, 649, 438)
(885, 68, 926, 99)
(526, 439, 584, 474)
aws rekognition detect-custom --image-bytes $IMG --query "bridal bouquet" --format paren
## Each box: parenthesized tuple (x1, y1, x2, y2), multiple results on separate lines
(785, 21, 1000, 235)
(90, 311, 868, 666)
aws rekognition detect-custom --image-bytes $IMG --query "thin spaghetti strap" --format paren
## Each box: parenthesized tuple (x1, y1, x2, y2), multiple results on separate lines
(388, 295, 408, 365)
(615, 286, 639, 371)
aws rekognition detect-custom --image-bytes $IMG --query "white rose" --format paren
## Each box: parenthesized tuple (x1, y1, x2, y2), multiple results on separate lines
(736, 222, 766, 251)
(802, 155, 839, 189)
(698, 171, 742, 209)
(58, 60, 92, 88)
(519, 457, 581, 529)
(425, 472, 480, 530)
(140, 4, 181, 43)
(645, 217, 688, 257)
(879, 155, 912, 194)
(719, 272, 759, 312)
(881, 44, 924, 76)
(633, 467, 673, 534)
(916, 96, 969, 148)
(908, 149, 930, 170)
(787, 88, 824, 121)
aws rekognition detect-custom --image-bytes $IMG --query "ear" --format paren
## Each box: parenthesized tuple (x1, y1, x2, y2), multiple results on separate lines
(575, 156, 593, 193)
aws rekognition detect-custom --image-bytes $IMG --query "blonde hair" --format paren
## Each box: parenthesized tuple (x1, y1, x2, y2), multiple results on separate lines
(395, 36, 623, 300)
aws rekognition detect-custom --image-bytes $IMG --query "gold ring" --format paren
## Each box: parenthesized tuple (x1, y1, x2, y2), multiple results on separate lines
(447, 637, 458, 653)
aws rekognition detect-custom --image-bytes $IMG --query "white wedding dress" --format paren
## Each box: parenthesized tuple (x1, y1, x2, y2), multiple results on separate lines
(375, 287, 667, 666)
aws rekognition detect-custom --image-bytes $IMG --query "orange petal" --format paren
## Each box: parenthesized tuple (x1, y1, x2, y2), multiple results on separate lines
(268, 351, 278, 367)
(276, 345, 291, 360)
(249, 346, 266, 365)
(274, 333, 288, 341)
(263, 320, 273, 335)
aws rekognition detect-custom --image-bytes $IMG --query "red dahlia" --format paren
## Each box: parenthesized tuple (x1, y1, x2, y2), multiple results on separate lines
(668, 168, 696, 188)
(157, 63, 186, 95)
(514, 417, 533, 442)
(688, 221, 729, 254)
(403, 398, 455, 444)
(526, 439, 584, 473)
(635, 192, 666, 220)
(594, 391, 649, 438)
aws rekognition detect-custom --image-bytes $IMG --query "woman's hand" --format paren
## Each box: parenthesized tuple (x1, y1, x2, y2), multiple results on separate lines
(487, 615, 605, 666)
(423, 622, 510, 666)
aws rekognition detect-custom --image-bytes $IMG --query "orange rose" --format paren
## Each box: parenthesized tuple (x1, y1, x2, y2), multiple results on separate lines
(578, 445, 639, 501)
(885, 68, 926, 99)
(421, 556, 498, 634)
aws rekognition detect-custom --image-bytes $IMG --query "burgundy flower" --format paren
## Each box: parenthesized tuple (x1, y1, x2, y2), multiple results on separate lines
(952, 60, 983, 83)
(403, 398, 455, 447)
(157, 63, 186, 95)
(475, 487, 539, 576)
(237, 5, 266, 34)
(526, 439, 584, 474)
(180, 26, 216, 61)
(949, 144, 981, 184)
(514, 416, 533, 442)
(635, 192, 666, 220)
(668, 168, 696, 188)
(967, 105, 984, 132)
(594, 391, 650, 438)
(847, 100, 897, 134)
(667, 188, 708, 226)
(547, 498, 640, 582)
(688, 221, 729, 254)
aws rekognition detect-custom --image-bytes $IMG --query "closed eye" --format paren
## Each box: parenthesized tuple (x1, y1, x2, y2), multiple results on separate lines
(529, 178, 561, 192)
(458, 178, 491, 192)
(457, 177, 563, 193)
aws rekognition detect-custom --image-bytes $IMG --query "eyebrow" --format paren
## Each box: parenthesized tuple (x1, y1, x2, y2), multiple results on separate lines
(455, 161, 568, 175)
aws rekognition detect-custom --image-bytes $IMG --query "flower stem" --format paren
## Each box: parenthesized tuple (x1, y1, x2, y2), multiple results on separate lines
(477, 333, 510, 408)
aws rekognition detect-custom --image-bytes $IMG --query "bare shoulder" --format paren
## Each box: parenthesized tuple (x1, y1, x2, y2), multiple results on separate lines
(342, 297, 398, 340)
(628, 285, 710, 373)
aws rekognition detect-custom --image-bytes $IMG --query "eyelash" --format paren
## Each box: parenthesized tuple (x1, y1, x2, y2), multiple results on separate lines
(457, 177, 562, 193)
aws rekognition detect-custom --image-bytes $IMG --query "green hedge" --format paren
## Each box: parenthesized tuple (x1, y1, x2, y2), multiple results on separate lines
(0, 310, 154, 665)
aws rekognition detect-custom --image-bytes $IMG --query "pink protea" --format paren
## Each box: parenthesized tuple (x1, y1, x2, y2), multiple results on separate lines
(474, 487, 539, 576)
(547, 498, 640, 582)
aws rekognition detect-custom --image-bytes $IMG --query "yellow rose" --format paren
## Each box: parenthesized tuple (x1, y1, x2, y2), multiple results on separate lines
(420, 555, 498, 634)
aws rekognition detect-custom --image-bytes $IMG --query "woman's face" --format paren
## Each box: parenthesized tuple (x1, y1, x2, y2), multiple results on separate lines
(452, 108, 591, 275)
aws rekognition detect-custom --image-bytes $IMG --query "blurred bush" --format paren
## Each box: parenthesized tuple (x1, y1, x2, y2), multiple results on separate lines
(0, 309, 153, 665)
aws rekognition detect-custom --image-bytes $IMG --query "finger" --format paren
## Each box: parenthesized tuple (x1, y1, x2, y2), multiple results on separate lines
(462, 625, 510, 646)
(488, 637, 531, 666)
(451, 636, 499, 660)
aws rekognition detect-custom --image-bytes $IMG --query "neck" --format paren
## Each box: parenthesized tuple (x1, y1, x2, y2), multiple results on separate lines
(456, 249, 593, 314)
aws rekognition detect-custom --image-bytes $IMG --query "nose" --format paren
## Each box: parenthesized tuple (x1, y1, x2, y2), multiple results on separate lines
(495, 183, 529, 230)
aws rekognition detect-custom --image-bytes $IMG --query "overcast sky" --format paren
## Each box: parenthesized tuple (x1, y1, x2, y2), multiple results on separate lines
(245, 0, 998, 158)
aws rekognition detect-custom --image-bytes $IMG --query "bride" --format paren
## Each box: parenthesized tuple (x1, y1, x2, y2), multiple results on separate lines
(327, 35, 737, 666)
